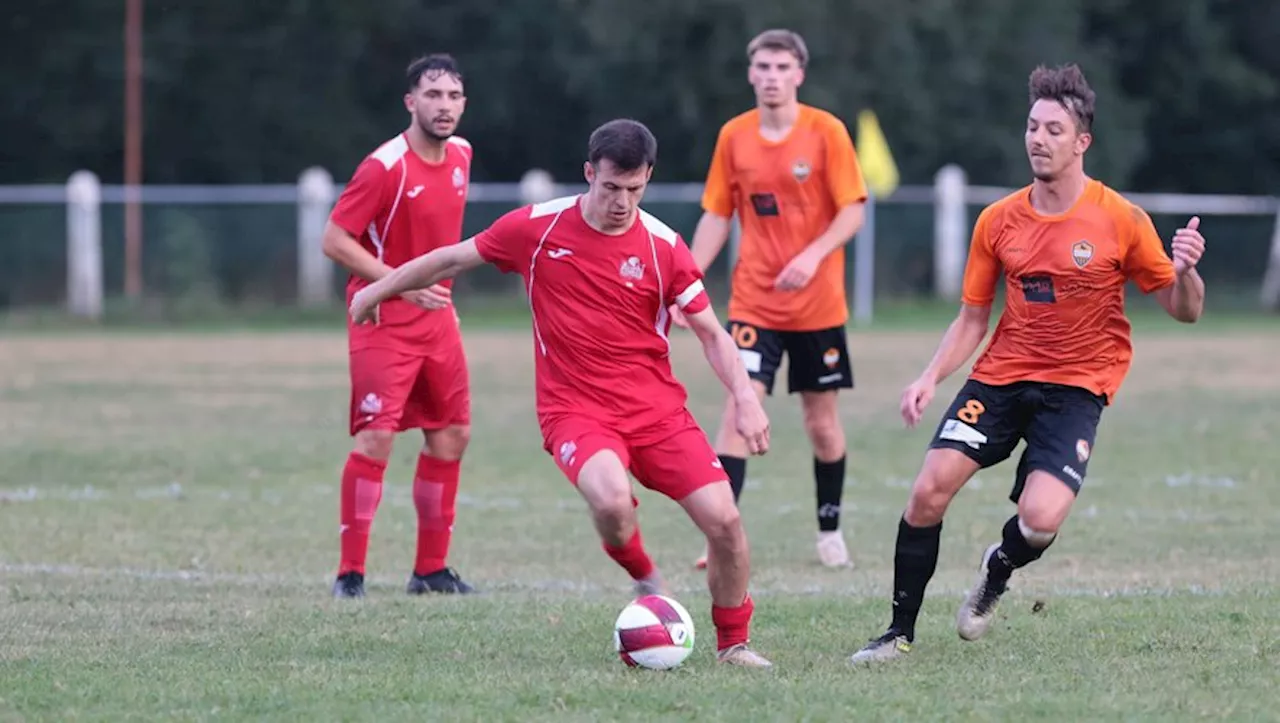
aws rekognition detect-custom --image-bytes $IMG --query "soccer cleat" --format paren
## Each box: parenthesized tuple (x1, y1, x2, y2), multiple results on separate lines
(849, 629, 912, 665)
(407, 567, 477, 595)
(956, 543, 1007, 641)
(716, 643, 773, 668)
(332, 571, 365, 599)
(816, 530, 853, 568)
(632, 570, 670, 597)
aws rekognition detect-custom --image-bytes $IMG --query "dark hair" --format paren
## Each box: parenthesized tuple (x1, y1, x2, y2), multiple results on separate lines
(587, 119, 658, 171)
(747, 29, 809, 68)
(1029, 63, 1095, 133)
(407, 53, 463, 91)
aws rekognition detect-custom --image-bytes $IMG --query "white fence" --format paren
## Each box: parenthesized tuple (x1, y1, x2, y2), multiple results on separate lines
(4, 167, 1280, 321)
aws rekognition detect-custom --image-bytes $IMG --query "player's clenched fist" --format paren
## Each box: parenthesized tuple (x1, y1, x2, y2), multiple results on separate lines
(1172, 216, 1205, 276)
(900, 376, 936, 429)
(734, 394, 771, 455)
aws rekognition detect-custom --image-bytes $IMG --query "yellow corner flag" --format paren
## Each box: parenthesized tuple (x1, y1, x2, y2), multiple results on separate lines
(856, 110, 899, 198)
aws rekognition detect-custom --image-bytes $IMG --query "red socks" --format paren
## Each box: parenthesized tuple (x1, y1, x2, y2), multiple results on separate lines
(712, 593, 754, 651)
(413, 454, 461, 575)
(602, 528, 656, 581)
(339, 452, 387, 576)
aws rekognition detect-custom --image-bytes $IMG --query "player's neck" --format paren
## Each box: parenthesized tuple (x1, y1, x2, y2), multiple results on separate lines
(579, 198, 634, 236)
(1030, 171, 1089, 216)
(757, 102, 799, 141)
(404, 125, 448, 165)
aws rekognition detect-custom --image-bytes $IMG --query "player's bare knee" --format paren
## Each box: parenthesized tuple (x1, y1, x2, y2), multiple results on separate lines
(354, 429, 395, 460)
(592, 501, 637, 545)
(803, 415, 845, 460)
(1016, 504, 1066, 543)
(423, 424, 470, 461)
(903, 474, 954, 527)
(702, 506, 745, 553)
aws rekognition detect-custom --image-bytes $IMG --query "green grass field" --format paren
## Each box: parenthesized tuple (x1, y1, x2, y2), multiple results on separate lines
(2, 312, 1279, 721)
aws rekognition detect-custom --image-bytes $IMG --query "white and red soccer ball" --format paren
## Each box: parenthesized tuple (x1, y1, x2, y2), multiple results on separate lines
(613, 594, 696, 669)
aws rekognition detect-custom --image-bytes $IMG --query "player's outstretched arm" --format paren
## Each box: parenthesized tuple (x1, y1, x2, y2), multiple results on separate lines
(349, 240, 484, 324)
(684, 305, 770, 455)
(1154, 216, 1206, 323)
(901, 304, 992, 428)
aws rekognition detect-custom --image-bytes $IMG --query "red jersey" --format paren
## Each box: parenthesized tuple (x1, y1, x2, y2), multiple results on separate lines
(474, 196, 712, 444)
(330, 133, 473, 353)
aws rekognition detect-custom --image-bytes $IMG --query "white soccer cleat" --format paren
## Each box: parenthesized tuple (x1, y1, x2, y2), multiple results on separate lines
(816, 530, 852, 568)
(956, 543, 1007, 641)
(716, 643, 773, 668)
(849, 631, 912, 666)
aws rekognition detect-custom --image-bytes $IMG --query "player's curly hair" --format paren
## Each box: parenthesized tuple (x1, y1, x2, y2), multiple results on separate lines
(407, 53, 462, 91)
(1029, 63, 1095, 133)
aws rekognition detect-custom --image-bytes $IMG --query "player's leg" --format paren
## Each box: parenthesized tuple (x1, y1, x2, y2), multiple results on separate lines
(335, 347, 418, 598)
(693, 321, 779, 570)
(850, 380, 1024, 664)
(548, 419, 664, 595)
(631, 420, 771, 668)
(402, 336, 477, 594)
(785, 326, 856, 567)
(956, 384, 1103, 641)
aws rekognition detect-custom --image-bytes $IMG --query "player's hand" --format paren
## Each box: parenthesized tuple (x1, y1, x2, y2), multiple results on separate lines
(774, 247, 822, 291)
(734, 394, 770, 455)
(669, 304, 691, 329)
(1172, 216, 1205, 276)
(349, 287, 380, 325)
(401, 285, 452, 311)
(900, 376, 937, 429)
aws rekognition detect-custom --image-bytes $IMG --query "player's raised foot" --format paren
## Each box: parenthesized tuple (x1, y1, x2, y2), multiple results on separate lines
(632, 570, 670, 597)
(407, 567, 477, 595)
(692, 546, 708, 571)
(716, 643, 773, 668)
(332, 571, 365, 599)
(849, 629, 912, 665)
(956, 543, 1007, 641)
(816, 530, 852, 568)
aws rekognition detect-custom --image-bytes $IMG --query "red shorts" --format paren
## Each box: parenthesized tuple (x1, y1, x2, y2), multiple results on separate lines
(349, 341, 470, 436)
(543, 412, 728, 501)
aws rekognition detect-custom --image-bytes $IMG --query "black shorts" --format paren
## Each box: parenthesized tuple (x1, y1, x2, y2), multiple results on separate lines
(726, 319, 854, 395)
(929, 379, 1104, 500)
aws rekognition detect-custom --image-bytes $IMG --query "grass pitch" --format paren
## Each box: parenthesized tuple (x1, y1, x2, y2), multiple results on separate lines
(1, 312, 1278, 721)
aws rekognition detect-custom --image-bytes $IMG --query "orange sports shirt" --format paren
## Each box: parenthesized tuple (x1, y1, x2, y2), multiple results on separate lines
(963, 179, 1177, 402)
(701, 104, 868, 331)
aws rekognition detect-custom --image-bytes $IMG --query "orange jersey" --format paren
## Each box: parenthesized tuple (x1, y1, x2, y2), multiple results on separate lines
(701, 104, 868, 331)
(962, 180, 1176, 402)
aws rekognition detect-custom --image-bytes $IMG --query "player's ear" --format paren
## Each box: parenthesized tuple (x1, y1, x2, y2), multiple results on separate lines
(1075, 131, 1092, 156)
(644, 165, 653, 182)
(403, 93, 414, 113)
(583, 161, 595, 185)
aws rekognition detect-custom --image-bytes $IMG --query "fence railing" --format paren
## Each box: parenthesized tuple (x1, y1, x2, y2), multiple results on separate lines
(5, 166, 1280, 321)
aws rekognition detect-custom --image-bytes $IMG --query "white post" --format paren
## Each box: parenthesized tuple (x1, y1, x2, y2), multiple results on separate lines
(297, 167, 335, 307)
(519, 168, 557, 204)
(66, 170, 103, 320)
(934, 164, 968, 300)
(1259, 205, 1280, 311)
(853, 192, 876, 326)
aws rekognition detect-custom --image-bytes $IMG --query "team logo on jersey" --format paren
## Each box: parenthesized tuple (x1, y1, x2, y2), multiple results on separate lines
(1071, 240, 1094, 268)
(452, 167, 465, 189)
(792, 158, 812, 183)
(619, 255, 645, 281)
(750, 193, 780, 217)
(822, 347, 841, 369)
(1076, 439, 1091, 463)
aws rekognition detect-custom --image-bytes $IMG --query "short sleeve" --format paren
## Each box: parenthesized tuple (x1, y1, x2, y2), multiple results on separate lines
(666, 236, 710, 313)
(700, 125, 736, 218)
(823, 117, 869, 207)
(474, 207, 534, 275)
(1120, 203, 1176, 293)
(960, 207, 1001, 307)
(329, 159, 388, 238)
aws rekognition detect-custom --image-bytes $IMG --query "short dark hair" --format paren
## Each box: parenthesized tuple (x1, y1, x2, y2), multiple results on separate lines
(587, 119, 658, 171)
(747, 29, 809, 68)
(407, 53, 463, 91)
(1029, 63, 1095, 133)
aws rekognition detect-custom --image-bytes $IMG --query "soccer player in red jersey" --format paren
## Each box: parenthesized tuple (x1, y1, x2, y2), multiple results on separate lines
(849, 64, 1207, 665)
(350, 119, 775, 668)
(322, 54, 478, 598)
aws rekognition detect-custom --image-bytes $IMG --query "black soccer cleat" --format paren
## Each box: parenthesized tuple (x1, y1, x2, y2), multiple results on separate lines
(332, 571, 365, 599)
(407, 567, 477, 595)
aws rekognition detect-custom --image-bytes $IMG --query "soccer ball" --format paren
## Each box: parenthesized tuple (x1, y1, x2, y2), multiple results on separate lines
(613, 594, 695, 669)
